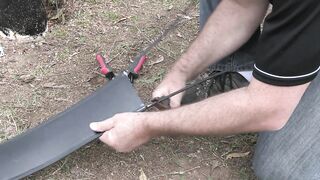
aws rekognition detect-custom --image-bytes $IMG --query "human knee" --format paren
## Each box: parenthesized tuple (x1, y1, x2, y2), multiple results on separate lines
(252, 153, 291, 180)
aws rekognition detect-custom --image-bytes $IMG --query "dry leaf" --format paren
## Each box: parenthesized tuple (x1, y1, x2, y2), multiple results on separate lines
(226, 151, 250, 160)
(43, 82, 55, 87)
(178, 14, 192, 20)
(19, 74, 35, 83)
(43, 82, 68, 89)
(117, 16, 131, 23)
(149, 55, 164, 66)
(139, 169, 148, 180)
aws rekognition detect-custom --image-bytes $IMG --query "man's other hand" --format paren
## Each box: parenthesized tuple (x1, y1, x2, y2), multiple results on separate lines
(152, 71, 187, 108)
(90, 113, 152, 152)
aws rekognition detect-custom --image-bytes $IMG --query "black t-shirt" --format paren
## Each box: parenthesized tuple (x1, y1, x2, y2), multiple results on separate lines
(253, 0, 320, 86)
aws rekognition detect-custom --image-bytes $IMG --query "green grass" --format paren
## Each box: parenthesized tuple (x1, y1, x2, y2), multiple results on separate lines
(137, 69, 166, 84)
(103, 11, 119, 22)
(57, 48, 70, 61)
(52, 28, 68, 38)
(0, 107, 22, 142)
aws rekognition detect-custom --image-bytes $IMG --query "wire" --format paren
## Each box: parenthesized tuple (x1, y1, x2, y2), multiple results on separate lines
(137, 71, 228, 112)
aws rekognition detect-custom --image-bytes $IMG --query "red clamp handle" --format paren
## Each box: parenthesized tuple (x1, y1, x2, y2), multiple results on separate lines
(134, 55, 148, 74)
(128, 55, 148, 80)
(96, 54, 115, 80)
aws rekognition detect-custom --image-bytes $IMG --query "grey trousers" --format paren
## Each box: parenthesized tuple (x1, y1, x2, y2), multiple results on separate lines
(253, 74, 320, 180)
(200, 0, 320, 179)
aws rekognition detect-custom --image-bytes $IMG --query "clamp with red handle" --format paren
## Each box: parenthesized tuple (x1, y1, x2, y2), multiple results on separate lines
(128, 55, 148, 82)
(96, 53, 115, 80)
(96, 50, 148, 82)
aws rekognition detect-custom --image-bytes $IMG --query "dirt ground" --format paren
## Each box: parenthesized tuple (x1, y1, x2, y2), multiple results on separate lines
(0, 0, 257, 179)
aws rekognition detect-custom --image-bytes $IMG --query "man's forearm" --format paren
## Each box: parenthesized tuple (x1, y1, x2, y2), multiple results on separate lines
(146, 79, 309, 136)
(172, 0, 268, 80)
(148, 86, 269, 136)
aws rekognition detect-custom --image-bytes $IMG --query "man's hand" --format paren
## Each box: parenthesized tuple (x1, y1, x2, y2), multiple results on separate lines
(152, 68, 188, 108)
(152, 78, 185, 108)
(90, 112, 152, 152)
(153, 0, 268, 108)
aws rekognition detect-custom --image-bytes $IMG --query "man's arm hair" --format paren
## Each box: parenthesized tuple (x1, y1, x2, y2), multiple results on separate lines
(171, 0, 269, 80)
(144, 0, 309, 136)
(146, 79, 309, 136)
(90, 0, 311, 152)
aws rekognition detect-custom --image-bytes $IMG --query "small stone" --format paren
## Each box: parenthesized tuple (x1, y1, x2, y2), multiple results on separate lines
(19, 74, 35, 83)
(0, 46, 4, 57)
